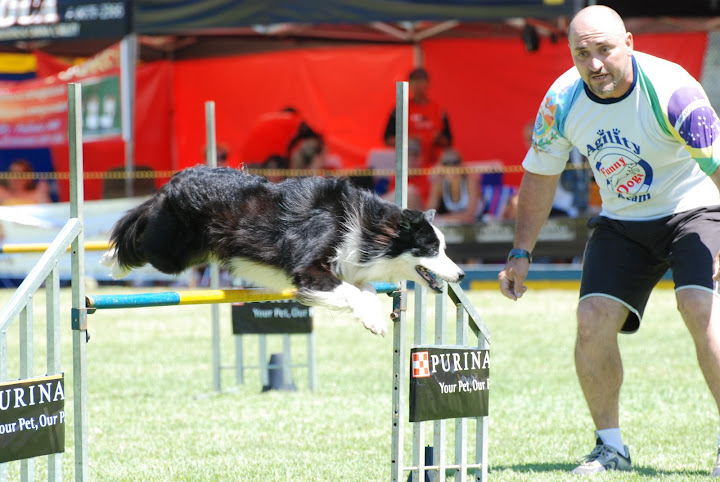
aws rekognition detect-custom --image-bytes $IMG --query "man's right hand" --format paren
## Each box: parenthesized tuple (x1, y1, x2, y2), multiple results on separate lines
(498, 258, 530, 301)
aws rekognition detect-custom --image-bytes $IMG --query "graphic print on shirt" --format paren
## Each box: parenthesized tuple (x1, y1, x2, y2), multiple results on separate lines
(667, 85, 720, 152)
(588, 128, 653, 204)
(533, 95, 559, 151)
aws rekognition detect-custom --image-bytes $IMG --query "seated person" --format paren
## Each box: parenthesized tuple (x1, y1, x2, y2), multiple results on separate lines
(426, 149, 481, 224)
(241, 106, 324, 170)
(0, 159, 52, 205)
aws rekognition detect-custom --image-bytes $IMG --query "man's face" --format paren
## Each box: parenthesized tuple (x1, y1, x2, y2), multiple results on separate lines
(569, 25, 633, 99)
(409, 78, 428, 99)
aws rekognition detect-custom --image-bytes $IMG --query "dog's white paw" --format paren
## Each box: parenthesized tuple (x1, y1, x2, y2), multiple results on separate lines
(352, 290, 388, 336)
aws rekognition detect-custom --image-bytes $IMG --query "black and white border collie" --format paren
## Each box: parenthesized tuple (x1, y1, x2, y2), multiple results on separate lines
(101, 166, 465, 336)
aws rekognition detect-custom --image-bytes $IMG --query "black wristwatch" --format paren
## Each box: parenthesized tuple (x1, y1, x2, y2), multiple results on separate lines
(507, 248, 532, 263)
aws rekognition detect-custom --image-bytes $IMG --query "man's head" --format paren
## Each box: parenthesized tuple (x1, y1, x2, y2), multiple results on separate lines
(408, 67, 429, 102)
(568, 5, 634, 99)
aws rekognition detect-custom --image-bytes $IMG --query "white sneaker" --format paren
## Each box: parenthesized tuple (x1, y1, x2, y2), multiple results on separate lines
(571, 438, 632, 475)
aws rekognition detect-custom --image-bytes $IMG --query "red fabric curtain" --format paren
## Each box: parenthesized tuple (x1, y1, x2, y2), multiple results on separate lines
(171, 45, 413, 170)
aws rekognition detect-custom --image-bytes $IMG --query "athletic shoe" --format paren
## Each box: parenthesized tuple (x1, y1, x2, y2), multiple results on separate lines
(571, 438, 632, 475)
(713, 448, 720, 477)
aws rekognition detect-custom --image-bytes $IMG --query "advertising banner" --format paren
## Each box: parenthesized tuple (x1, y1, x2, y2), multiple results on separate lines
(0, 1, 130, 43)
(409, 346, 489, 422)
(0, 43, 121, 148)
(232, 300, 313, 334)
(0, 374, 65, 463)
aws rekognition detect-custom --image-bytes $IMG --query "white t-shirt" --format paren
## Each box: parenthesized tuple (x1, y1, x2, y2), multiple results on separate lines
(523, 51, 720, 220)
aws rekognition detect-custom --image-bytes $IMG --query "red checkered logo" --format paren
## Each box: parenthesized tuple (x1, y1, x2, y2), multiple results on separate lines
(412, 351, 431, 378)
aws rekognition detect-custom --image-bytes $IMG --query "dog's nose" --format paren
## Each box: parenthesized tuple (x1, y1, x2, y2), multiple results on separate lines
(457, 270, 465, 281)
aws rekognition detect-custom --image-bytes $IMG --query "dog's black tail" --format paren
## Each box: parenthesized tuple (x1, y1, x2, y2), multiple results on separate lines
(109, 197, 155, 270)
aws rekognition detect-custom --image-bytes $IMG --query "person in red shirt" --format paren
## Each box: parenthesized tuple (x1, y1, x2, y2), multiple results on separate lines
(383, 68, 452, 202)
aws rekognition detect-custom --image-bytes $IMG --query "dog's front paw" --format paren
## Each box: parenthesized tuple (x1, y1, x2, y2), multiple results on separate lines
(353, 291, 388, 336)
(360, 315, 388, 336)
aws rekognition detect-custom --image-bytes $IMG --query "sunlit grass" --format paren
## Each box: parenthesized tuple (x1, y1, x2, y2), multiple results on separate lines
(0, 285, 715, 480)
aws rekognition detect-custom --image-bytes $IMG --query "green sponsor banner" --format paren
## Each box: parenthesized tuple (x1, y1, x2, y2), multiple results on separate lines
(409, 346, 489, 422)
(82, 76, 121, 140)
(0, 374, 65, 463)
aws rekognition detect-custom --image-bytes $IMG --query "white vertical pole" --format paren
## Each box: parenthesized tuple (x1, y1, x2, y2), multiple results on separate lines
(434, 283, 448, 478)
(47, 266, 62, 481)
(412, 285, 427, 481)
(19, 304, 33, 481)
(205, 101, 222, 393)
(69, 82, 88, 482)
(455, 305, 469, 482)
(120, 33, 137, 197)
(390, 80, 408, 482)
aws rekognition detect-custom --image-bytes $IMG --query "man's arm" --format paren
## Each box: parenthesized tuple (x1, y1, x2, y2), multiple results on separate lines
(498, 171, 560, 300)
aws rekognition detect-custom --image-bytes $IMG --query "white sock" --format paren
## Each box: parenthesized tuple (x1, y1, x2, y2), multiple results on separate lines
(596, 428, 627, 457)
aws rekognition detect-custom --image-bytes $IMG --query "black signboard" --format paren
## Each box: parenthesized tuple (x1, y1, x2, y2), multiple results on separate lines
(232, 300, 313, 334)
(0, 1, 130, 43)
(409, 346, 489, 422)
(0, 374, 65, 463)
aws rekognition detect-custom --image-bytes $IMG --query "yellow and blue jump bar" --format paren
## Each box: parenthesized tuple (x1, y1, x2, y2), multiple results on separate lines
(0, 241, 110, 254)
(85, 282, 401, 311)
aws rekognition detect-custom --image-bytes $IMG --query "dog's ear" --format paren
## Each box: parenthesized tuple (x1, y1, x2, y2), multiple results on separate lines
(423, 209, 436, 224)
(400, 209, 424, 229)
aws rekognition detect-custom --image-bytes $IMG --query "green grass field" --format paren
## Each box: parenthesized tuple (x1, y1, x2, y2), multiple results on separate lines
(1, 284, 717, 481)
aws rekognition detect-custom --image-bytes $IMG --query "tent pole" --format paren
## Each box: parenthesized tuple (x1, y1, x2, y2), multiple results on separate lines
(120, 33, 137, 197)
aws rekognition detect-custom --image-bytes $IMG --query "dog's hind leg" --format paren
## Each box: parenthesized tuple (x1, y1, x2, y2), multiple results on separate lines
(294, 270, 388, 336)
(100, 247, 132, 279)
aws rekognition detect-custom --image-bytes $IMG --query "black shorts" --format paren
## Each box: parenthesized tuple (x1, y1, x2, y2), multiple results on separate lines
(580, 206, 720, 334)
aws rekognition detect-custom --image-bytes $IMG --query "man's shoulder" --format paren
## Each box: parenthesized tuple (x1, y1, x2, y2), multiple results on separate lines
(633, 50, 693, 82)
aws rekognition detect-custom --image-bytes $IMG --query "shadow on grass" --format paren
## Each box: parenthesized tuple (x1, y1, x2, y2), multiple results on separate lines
(489, 463, 708, 478)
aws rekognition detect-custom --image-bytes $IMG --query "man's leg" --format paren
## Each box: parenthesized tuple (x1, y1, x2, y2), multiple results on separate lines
(676, 288, 720, 413)
(675, 288, 720, 477)
(571, 295, 633, 475)
(575, 295, 629, 430)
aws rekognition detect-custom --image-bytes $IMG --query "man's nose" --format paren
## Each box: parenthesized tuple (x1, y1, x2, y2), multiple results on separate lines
(589, 56, 604, 72)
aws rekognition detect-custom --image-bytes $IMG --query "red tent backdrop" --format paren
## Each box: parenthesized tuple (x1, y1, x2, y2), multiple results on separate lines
(33, 31, 709, 201)
(170, 32, 708, 189)
(171, 44, 413, 171)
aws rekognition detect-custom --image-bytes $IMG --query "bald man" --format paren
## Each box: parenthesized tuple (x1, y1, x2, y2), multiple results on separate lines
(499, 5, 720, 476)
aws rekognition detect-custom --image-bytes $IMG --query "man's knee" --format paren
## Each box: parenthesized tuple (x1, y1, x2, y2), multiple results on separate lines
(576, 296, 628, 341)
(676, 288, 715, 334)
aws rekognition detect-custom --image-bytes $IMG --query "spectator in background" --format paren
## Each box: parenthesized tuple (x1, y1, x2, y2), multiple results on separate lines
(262, 154, 289, 183)
(426, 148, 481, 224)
(0, 159, 52, 205)
(383, 67, 452, 203)
(241, 106, 325, 171)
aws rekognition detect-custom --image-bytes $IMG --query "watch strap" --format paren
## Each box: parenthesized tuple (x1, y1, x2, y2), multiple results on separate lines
(507, 248, 532, 263)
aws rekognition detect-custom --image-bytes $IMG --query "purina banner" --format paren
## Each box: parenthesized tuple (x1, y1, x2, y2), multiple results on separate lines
(409, 346, 489, 422)
(0, 374, 65, 463)
(0, 42, 121, 148)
